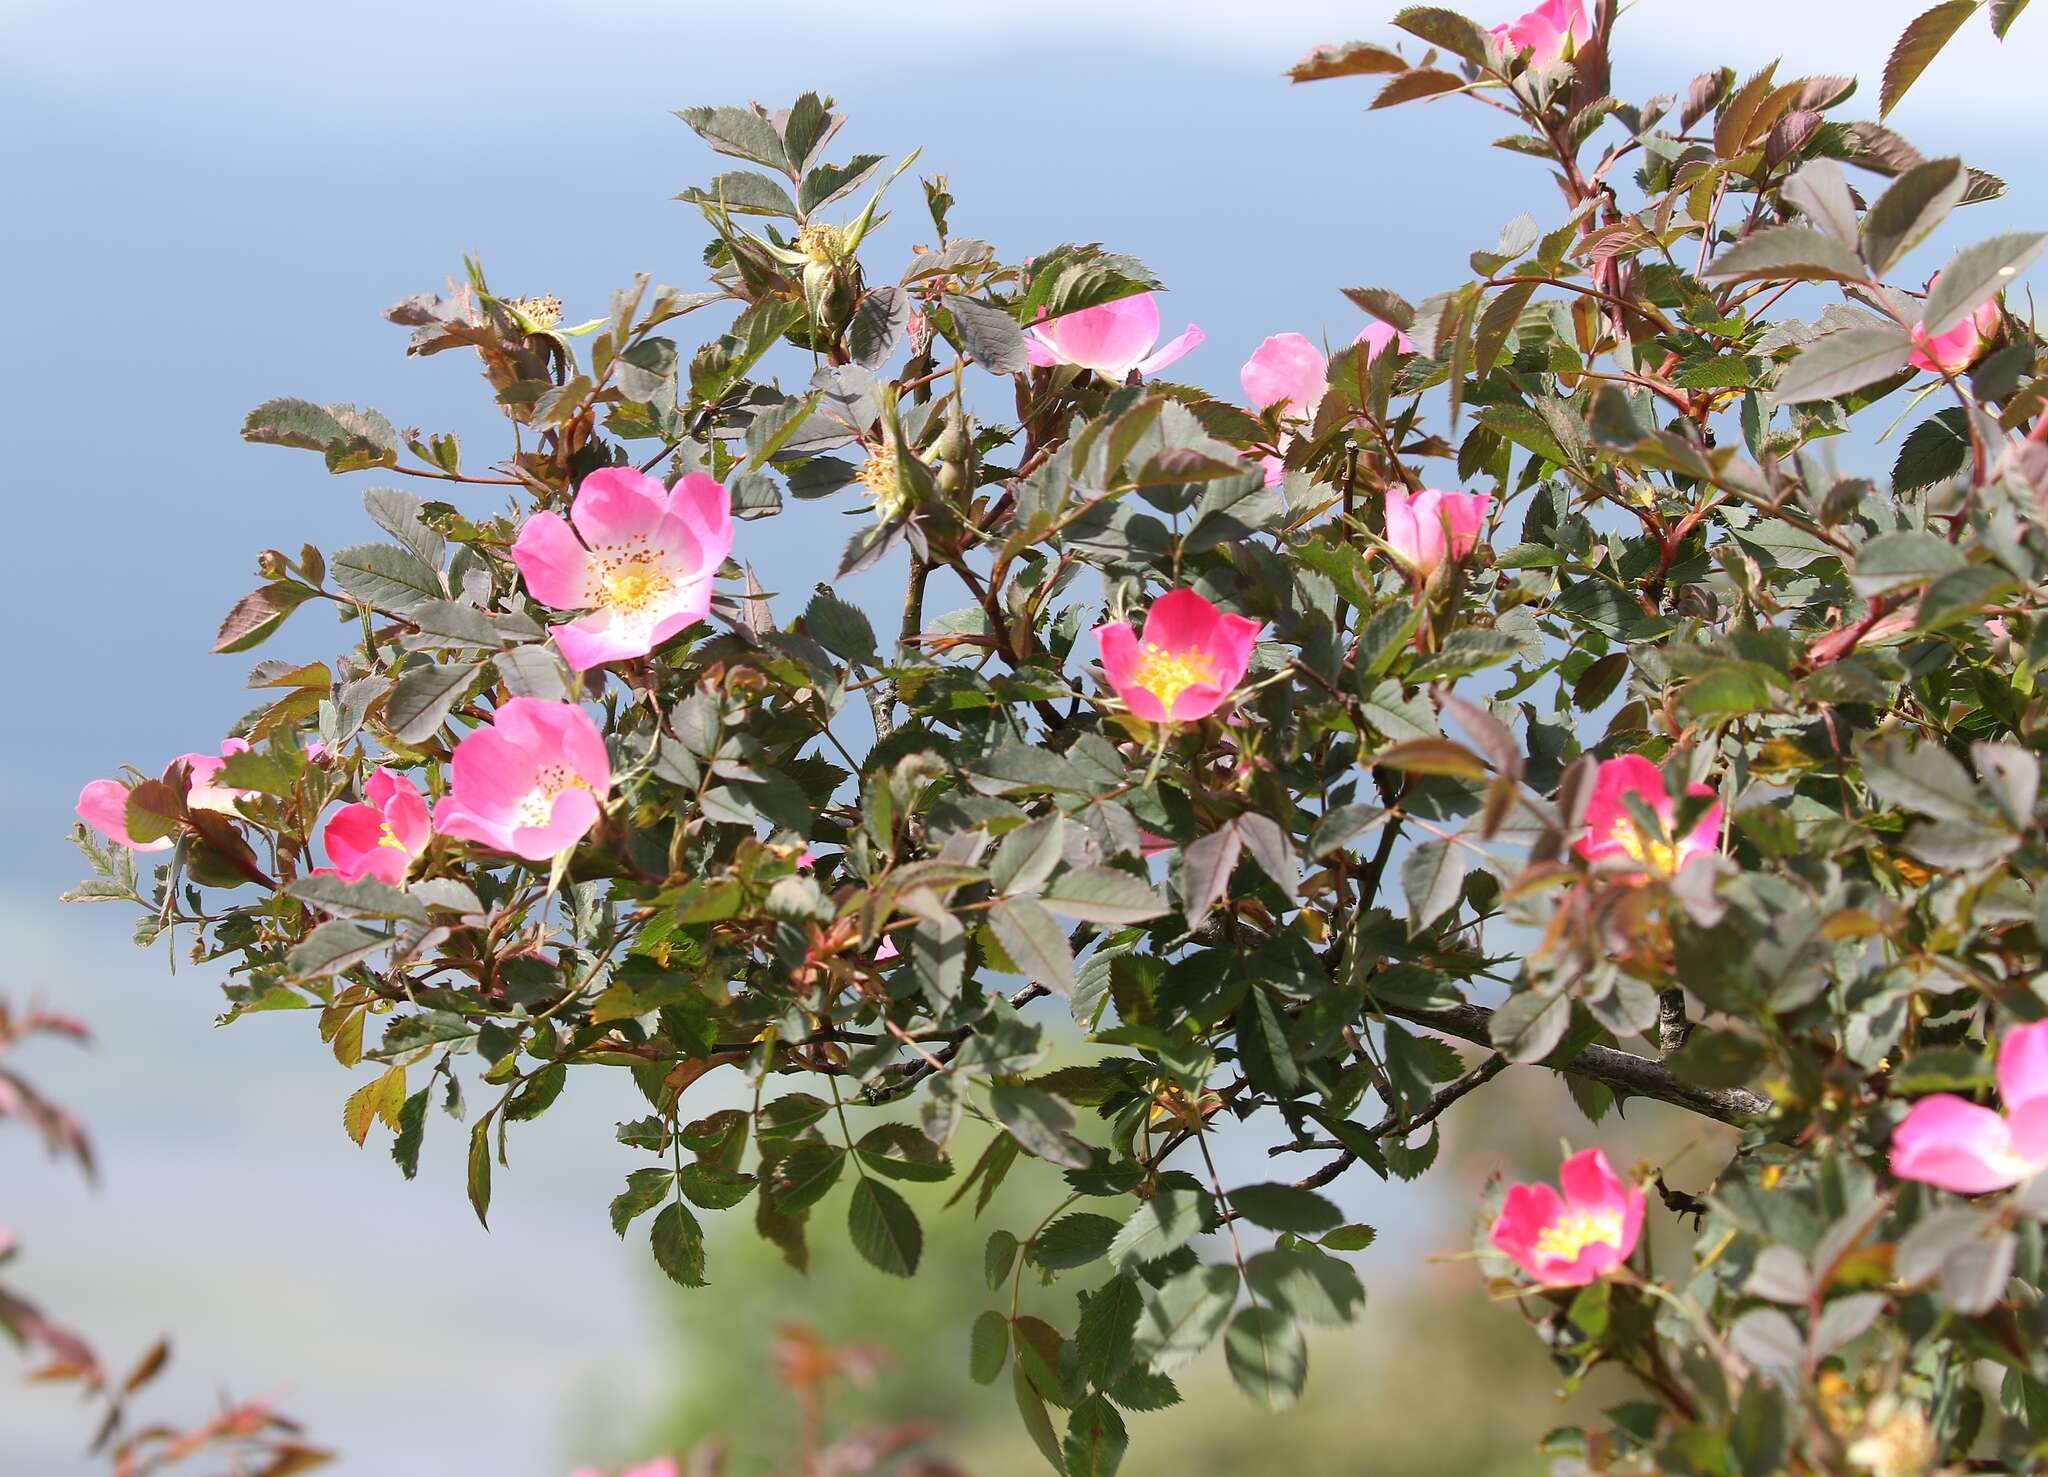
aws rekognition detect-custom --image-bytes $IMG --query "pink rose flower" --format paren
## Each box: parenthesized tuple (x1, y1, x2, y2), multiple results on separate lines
(320, 768, 432, 885)
(1242, 333, 1330, 416)
(1574, 755, 1722, 877)
(510, 467, 734, 671)
(1094, 588, 1261, 724)
(1492, 0, 1591, 66)
(1909, 276, 2001, 375)
(1355, 319, 1416, 363)
(1026, 294, 1204, 380)
(1382, 487, 1490, 575)
(76, 738, 256, 851)
(1490, 1147, 1644, 1287)
(433, 698, 612, 862)
(1892, 1019, 2048, 1194)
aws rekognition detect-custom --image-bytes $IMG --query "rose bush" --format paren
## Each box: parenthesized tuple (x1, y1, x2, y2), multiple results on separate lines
(62, 1, 2048, 1470)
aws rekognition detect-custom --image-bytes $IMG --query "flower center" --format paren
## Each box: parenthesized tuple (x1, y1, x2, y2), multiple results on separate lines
(375, 820, 407, 851)
(857, 452, 911, 521)
(797, 223, 843, 265)
(1131, 642, 1220, 713)
(1532, 1206, 1624, 1262)
(593, 549, 674, 616)
(515, 764, 590, 831)
(1610, 817, 1681, 875)
(511, 293, 562, 329)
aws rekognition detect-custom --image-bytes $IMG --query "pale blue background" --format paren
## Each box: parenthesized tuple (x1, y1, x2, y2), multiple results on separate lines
(3, 0, 2041, 1471)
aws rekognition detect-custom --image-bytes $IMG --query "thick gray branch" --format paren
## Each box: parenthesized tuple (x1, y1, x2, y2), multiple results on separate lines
(1380, 1000, 1772, 1124)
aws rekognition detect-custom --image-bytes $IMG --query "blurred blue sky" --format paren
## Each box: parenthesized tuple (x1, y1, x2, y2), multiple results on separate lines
(3, 1, 2044, 1471)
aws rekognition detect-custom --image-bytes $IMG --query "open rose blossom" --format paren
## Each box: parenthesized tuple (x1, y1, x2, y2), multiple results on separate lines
(433, 699, 612, 862)
(1026, 293, 1203, 380)
(1490, 1147, 1645, 1287)
(1909, 278, 2001, 375)
(510, 467, 733, 671)
(76, 738, 255, 851)
(1892, 1019, 2048, 1193)
(1094, 588, 1260, 723)
(1492, 0, 1590, 66)
(1575, 755, 1722, 878)
(1383, 487, 1490, 575)
(320, 768, 431, 885)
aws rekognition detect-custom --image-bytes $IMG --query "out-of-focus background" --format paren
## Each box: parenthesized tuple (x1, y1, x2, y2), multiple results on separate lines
(3, 1, 2042, 1471)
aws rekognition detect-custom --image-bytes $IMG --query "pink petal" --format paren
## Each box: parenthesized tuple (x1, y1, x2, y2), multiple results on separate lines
(1136, 323, 1205, 378)
(1095, 620, 1169, 723)
(499, 698, 612, 793)
(665, 472, 735, 576)
(1356, 320, 1415, 361)
(510, 511, 596, 611)
(1241, 333, 1329, 413)
(1576, 755, 1672, 862)
(1998, 1019, 2048, 1115)
(1891, 1094, 2028, 1194)
(447, 728, 542, 819)
(432, 799, 518, 854)
(323, 802, 409, 885)
(1382, 488, 1422, 571)
(510, 785, 601, 861)
(76, 779, 172, 852)
(1166, 681, 1232, 722)
(553, 610, 659, 670)
(569, 466, 670, 546)
(1139, 588, 1226, 653)
(1038, 295, 1162, 378)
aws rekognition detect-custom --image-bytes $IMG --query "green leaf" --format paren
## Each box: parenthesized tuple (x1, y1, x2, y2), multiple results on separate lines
(1861, 157, 1967, 275)
(1489, 991, 1573, 1063)
(1400, 838, 1466, 933)
(674, 104, 789, 171)
(1244, 1246, 1368, 1326)
(466, 1114, 493, 1229)
(1132, 1263, 1238, 1373)
(1860, 735, 1986, 822)
(1228, 1184, 1344, 1234)
(1033, 1213, 1122, 1271)
(1237, 987, 1302, 1097)
(854, 1122, 953, 1182)
(970, 1309, 1010, 1385)
(944, 293, 1030, 375)
(1040, 868, 1170, 926)
(214, 582, 315, 654)
(1392, 5, 1490, 63)
(1063, 1394, 1128, 1477)
(1014, 1362, 1067, 1475)
(1180, 822, 1242, 929)
(1702, 226, 1869, 285)
(241, 397, 397, 473)
(1922, 231, 2048, 335)
(848, 1176, 923, 1277)
(1288, 39, 1410, 82)
(801, 586, 878, 666)
(1893, 408, 1972, 493)
(287, 920, 385, 981)
(391, 1087, 429, 1179)
(1992, 0, 2031, 38)
(609, 1167, 675, 1236)
(287, 874, 429, 924)
(1110, 1181, 1209, 1269)
(991, 1084, 1091, 1170)
(765, 1141, 847, 1211)
(992, 814, 1066, 897)
(678, 1162, 758, 1209)
(986, 1229, 1021, 1289)
(988, 897, 1076, 996)
(1880, 1, 1979, 118)
(652, 1201, 708, 1287)
(1223, 1305, 1307, 1410)
(386, 660, 479, 745)
(1077, 1272, 1143, 1386)
(675, 169, 799, 218)
(1851, 530, 1966, 596)
(329, 543, 442, 612)
(1776, 325, 1914, 405)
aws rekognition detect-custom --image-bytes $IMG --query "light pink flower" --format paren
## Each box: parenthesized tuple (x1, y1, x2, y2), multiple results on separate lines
(510, 467, 734, 671)
(76, 738, 256, 851)
(1910, 279, 2001, 375)
(1356, 319, 1415, 362)
(1242, 333, 1329, 415)
(1574, 755, 1721, 877)
(1892, 1020, 2048, 1194)
(433, 699, 612, 862)
(875, 934, 901, 962)
(1382, 487, 1490, 575)
(320, 768, 432, 885)
(1026, 294, 1203, 380)
(1490, 1147, 1644, 1287)
(1094, 588, 1261, 724)
(1492, 0, 1591, 66)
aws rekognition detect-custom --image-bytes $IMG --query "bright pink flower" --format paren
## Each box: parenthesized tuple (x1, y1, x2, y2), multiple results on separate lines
(76, 738, 256, 851)
(433, 699, 612, 862)
(1094, 589, 1261, 724)
(1382, 487, 1490, 575)
(321, 768, 431, 885)
(1910, 281, 2001, 375)
(1026, 294, 1203, 380)
(1574, 755, 1721, 877)
(1892, 1020, 2048, 1193)
(1242, 333, 1329, 415)
(75, 780, 173, 852)
(510, 467, 733, 671)
(1492, 0, 1591, 66)
(1490, 1147, 1644, 1287)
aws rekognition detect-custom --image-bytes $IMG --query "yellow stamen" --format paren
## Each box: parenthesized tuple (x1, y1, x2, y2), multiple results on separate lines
(511, 294, 562, 329)
(1532, 1206, 1623, 1262)
(598, 555, 673, 615)
(857, 452, 912, 521)
(797, 223, 843, 265)
(516, 764, 591, 831)
(1131, 641, 1220, 714)
(1610, 817, 1681, 875)
(375, 821, 407, 851)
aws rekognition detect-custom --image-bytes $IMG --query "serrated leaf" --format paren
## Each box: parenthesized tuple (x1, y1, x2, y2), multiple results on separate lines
(1775, 325, 1914, 405)
(1223, 1305, 1307, 1410)
(1922, 232, 2048, 335)
(971, 1309, 1010, 1385)
(848, 1176, 922, 1277)
(652, 1201, 708, 1287)
(1702, 226, 1869, 286)
(1880, 1, 1978, 118)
